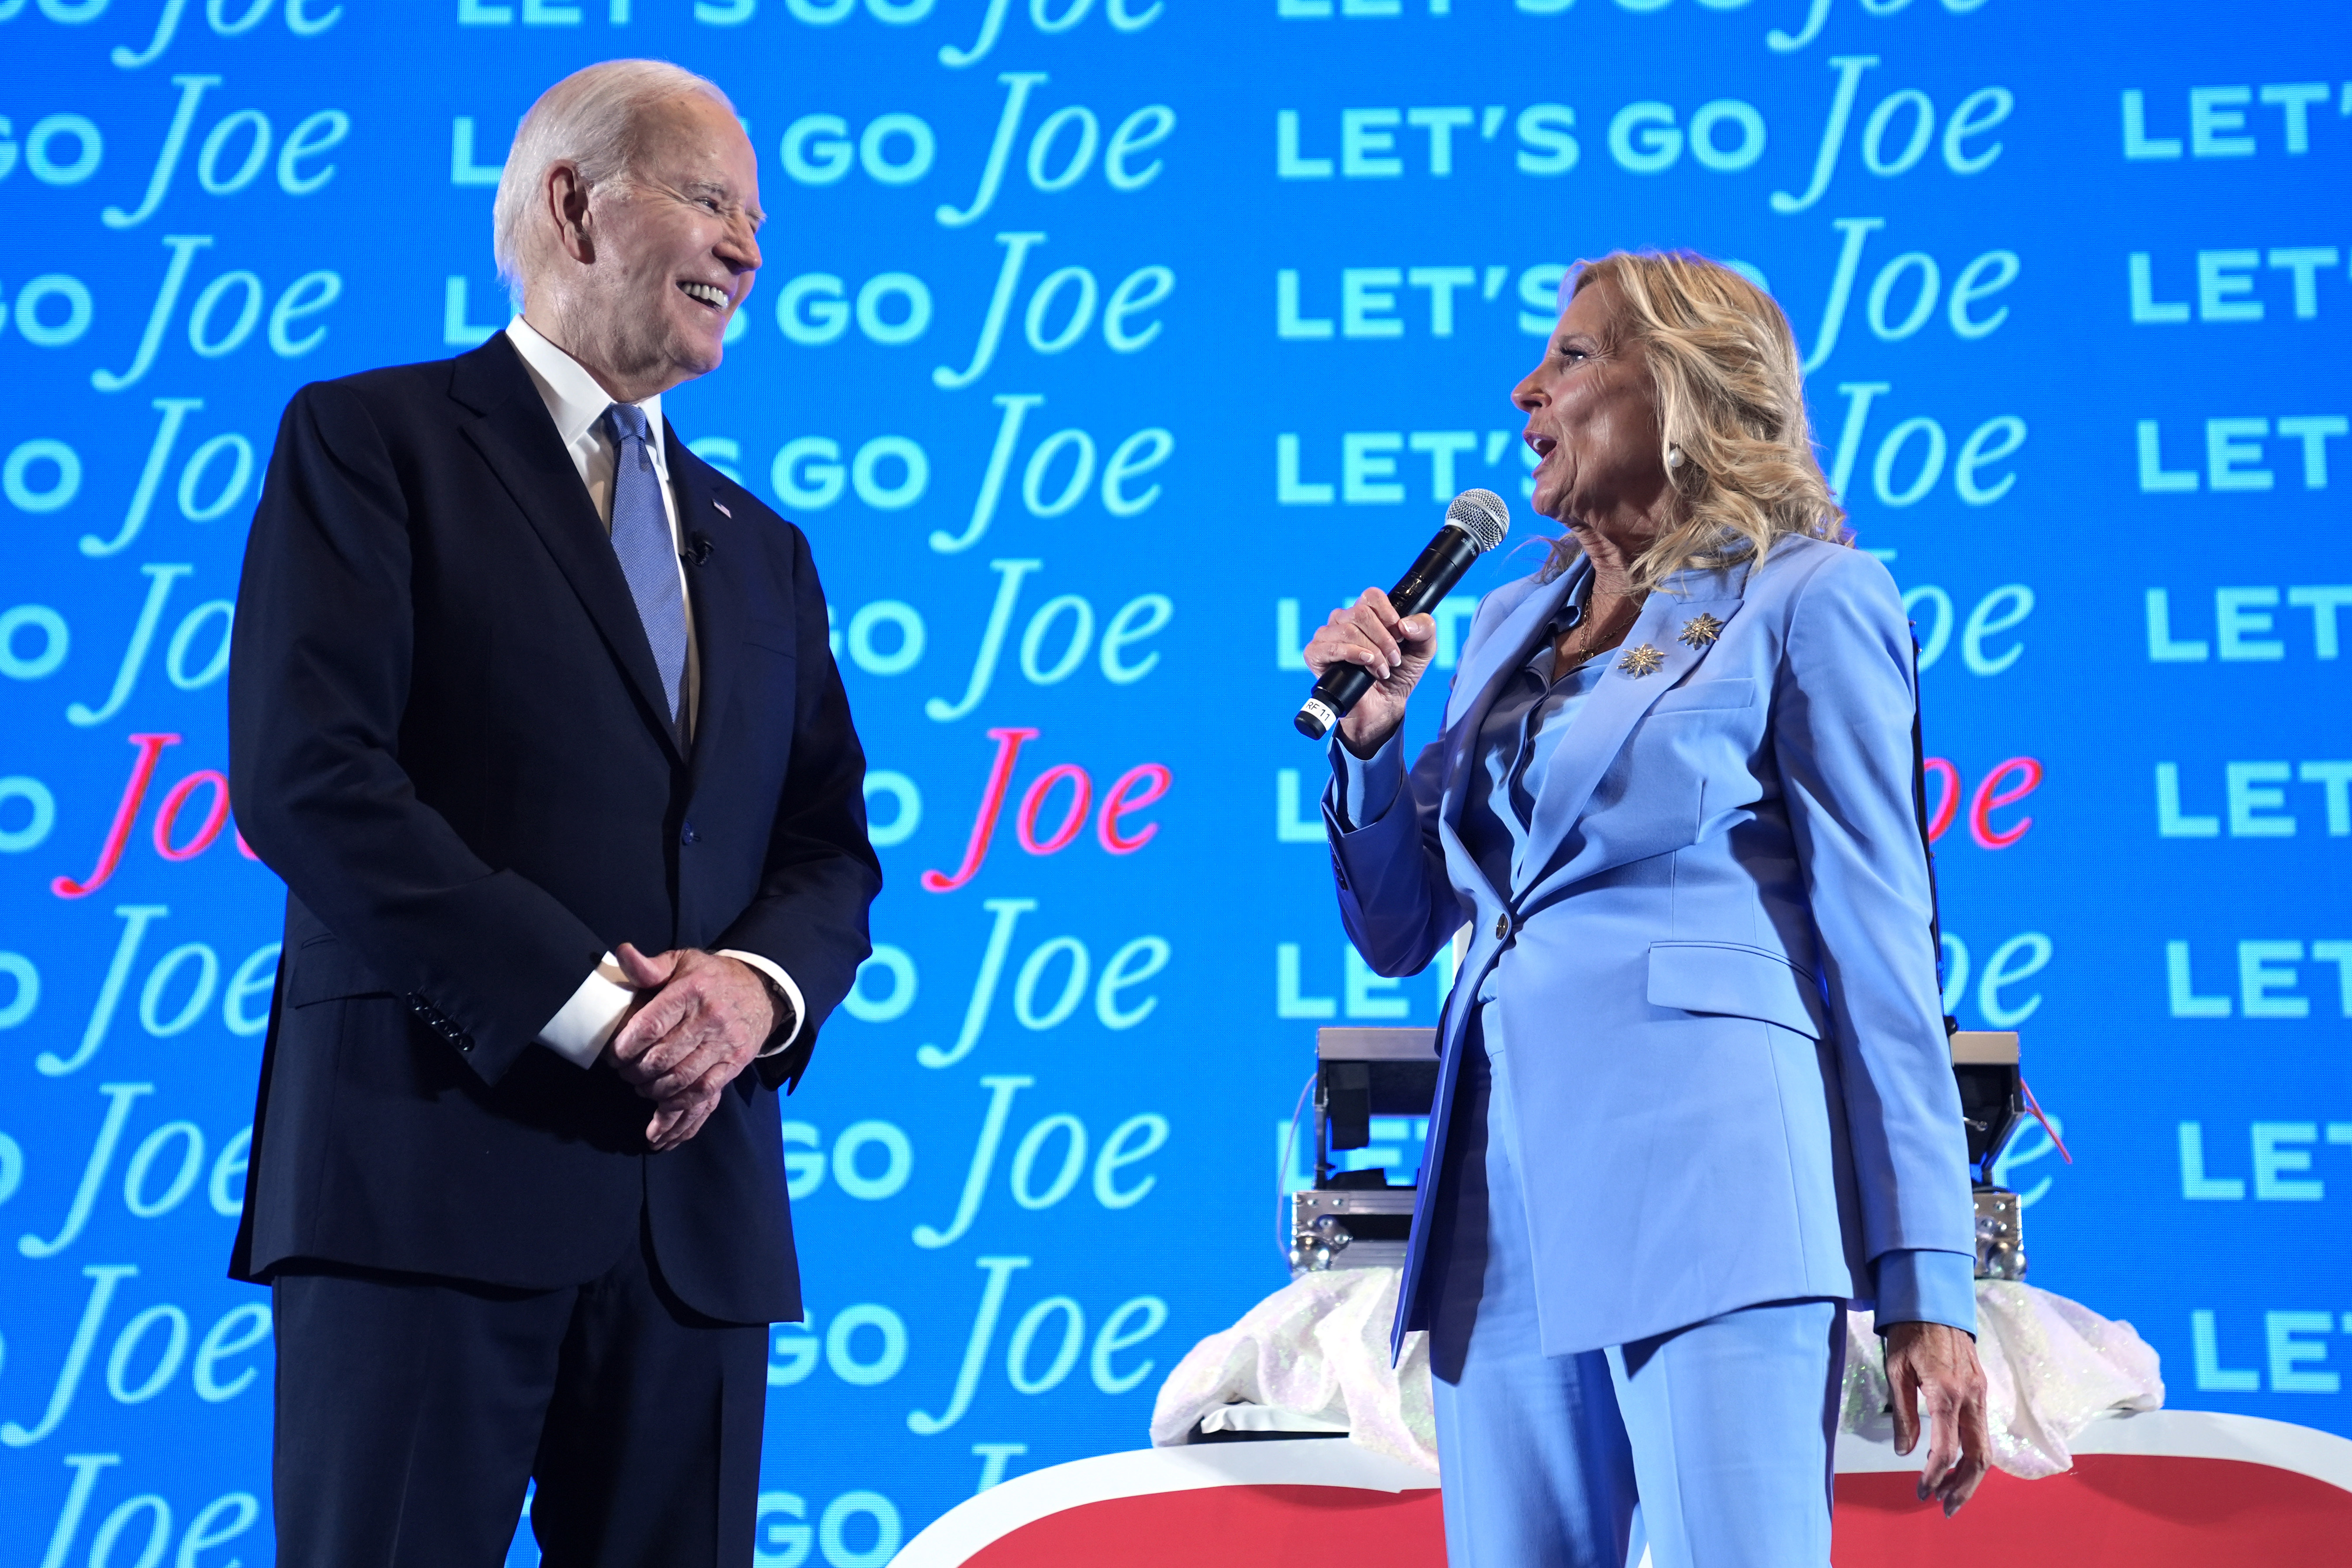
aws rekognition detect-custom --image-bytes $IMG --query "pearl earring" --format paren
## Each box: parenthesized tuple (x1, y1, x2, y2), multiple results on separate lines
(1666, 445, 1685, 469)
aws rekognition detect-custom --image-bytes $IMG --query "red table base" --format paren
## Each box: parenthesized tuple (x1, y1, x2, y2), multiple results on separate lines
(1834, 1456, 2352, 1565)
(961, 1484, 1446, 1568)
(898, 1413, 2352, 1566)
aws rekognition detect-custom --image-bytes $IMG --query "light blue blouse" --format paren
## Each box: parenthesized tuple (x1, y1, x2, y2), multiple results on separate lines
(1328, 583, 1977, 1335)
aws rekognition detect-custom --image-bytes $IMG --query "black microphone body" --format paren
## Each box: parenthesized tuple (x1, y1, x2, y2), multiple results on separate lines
(1293, 524, 1484, 740)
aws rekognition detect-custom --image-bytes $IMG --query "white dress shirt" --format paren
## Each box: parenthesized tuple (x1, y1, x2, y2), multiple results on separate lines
(505, 317, 805, 1068)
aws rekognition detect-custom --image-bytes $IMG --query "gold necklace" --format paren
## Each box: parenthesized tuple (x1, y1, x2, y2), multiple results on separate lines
(1556, 590, 1647, 670)
(1559, 636, 1619, 672)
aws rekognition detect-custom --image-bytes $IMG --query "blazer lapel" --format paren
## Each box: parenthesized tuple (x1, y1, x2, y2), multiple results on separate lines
(1439, 564, 1584, 837)
(668, 440, 748, 787)
(1428, 565, 1582, 912)
(1513, 562, 1753, 886)
(449, 338, 685, 767)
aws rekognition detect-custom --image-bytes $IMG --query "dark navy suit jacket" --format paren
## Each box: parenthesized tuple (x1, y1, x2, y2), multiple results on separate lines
(226, 334, 880, 1326)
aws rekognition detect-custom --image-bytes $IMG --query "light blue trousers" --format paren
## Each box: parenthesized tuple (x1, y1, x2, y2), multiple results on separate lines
(1426, 1030, 1845, 1568)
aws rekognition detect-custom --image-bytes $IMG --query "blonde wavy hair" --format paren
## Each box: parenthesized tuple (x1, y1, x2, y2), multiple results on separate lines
(1546, 251, 1846, 591)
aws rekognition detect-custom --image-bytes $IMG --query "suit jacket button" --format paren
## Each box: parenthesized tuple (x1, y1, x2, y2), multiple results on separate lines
(681, 822, 699, 845)
(1493, 913, 1509, 939)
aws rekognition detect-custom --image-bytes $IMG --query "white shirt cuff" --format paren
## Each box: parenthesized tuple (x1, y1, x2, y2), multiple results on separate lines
(718, 949, 805, 1056)
(537, 952, 635, 1068)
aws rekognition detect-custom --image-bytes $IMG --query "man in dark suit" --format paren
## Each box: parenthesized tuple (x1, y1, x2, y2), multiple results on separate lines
(226, 59, 881, 1565)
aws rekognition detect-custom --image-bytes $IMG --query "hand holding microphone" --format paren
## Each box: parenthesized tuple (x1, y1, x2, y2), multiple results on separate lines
(1303, 590, 1438, 758)
(1296, 488, 1510, 754)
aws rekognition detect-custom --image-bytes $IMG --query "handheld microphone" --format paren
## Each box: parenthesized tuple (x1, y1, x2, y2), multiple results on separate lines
(1294, 488, 1511, 740)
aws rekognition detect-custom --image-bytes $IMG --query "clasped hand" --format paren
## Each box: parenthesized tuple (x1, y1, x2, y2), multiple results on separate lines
(604, 944, 780, 1152)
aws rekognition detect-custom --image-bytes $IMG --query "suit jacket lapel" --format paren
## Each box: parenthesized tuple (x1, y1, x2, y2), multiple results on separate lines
(1514, 562, 1753, 886)
(1429, 565, 1582, 911)
(668, 440, 747, 788)
(449, 337, 684, 768)
(1439, 564, 1584, 837)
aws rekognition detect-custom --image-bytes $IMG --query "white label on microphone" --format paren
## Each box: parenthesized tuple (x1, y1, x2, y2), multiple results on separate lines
(1298, 697, 1338, 733)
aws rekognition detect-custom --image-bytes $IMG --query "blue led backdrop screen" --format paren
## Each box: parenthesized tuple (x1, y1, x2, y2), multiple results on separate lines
(2, 0, 2347, 1561)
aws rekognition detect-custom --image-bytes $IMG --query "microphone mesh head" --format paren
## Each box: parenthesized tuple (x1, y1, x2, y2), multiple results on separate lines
(1445, 488, 1511, 552)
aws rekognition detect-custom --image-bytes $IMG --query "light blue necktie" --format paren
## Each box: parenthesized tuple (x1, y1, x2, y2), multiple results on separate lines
(600, 403, 687, 726)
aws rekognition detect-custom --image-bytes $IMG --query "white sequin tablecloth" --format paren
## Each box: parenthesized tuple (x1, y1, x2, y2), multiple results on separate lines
(1153, 1268, 2163, 1480)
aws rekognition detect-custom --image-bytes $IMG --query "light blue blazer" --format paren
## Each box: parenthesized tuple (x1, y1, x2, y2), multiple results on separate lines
(1325, 536, 1976, 1360)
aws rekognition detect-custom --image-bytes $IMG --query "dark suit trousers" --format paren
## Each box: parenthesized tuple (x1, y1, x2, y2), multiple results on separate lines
(270, 1217, 767, 1568)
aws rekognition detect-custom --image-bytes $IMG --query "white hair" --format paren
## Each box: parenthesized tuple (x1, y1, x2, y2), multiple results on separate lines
(492, 59, 733, 300)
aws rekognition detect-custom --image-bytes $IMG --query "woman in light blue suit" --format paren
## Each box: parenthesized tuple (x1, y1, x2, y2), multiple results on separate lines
(1306, 252, 1991, 1568)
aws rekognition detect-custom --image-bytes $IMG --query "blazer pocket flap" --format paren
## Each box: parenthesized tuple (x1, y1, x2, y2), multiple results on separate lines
(287, 939, 394, 1007)
(1647, 677, 1756, 715)
(1646, 941, 1825, 1039)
